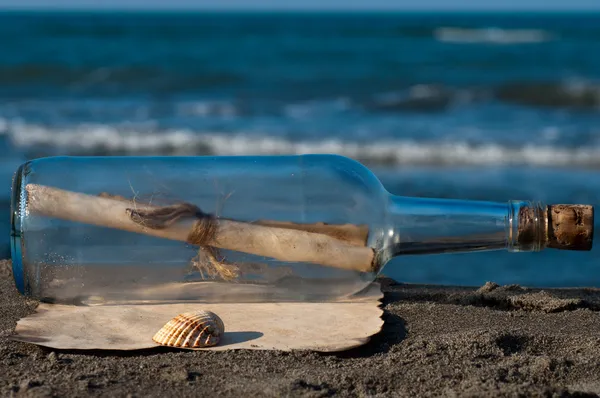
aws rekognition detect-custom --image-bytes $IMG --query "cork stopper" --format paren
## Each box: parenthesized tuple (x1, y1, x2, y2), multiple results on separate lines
(547, 205, 594, 251)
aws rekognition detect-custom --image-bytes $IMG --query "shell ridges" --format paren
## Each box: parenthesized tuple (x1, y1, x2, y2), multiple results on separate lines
(152, 310, 225, 348)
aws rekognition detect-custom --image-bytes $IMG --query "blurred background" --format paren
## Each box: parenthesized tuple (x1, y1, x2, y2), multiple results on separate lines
(1, 0, 600, 287)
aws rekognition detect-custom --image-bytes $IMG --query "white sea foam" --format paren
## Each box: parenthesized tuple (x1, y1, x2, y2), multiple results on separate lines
(2, 119, 600, 168)
(434, 27, 553, 44)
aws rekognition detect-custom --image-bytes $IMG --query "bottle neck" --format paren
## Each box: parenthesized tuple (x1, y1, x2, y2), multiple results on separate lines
(378, 194, 548, 263)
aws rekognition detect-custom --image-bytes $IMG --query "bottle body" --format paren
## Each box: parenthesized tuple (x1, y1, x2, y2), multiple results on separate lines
(10, 154, 593, 305)
(11, 154, 389, 304)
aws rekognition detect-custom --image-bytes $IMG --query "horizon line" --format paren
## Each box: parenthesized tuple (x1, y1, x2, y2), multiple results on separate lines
(1, 7, 600, 13)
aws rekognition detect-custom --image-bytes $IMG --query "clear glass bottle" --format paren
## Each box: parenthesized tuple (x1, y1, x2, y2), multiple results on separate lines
(10, 154, 594, 305)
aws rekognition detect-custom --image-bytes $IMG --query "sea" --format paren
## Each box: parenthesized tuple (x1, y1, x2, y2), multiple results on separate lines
(2, 10, 600, 288)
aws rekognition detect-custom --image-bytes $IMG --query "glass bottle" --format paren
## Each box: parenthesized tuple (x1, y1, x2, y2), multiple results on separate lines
(10, 154, 594, 305)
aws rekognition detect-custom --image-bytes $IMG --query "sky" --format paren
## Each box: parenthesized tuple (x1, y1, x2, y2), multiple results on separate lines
(0, 0, 599, 11)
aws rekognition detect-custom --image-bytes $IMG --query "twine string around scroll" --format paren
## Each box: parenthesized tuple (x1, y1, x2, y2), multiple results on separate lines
(125, 202, 240, 281)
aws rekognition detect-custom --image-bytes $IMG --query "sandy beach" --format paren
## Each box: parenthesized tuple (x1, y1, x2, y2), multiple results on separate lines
(2, 258, 600, 397)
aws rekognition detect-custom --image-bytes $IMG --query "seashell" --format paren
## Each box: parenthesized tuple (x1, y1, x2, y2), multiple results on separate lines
(152, 310, 225, 348)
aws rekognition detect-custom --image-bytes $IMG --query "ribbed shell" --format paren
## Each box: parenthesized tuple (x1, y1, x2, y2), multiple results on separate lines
(152, 310, 225, 348)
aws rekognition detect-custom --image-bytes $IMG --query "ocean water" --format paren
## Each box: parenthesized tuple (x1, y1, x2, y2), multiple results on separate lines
(2, 11, 600, 288)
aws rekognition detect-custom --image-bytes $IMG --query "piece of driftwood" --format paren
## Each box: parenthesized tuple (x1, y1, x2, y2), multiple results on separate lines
(26, 184, 377, 278)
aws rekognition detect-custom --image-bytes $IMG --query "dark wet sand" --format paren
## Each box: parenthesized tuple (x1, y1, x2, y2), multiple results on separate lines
(3, 258, 600, 397)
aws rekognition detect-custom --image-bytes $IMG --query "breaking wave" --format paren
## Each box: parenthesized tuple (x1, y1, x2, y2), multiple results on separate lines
(2, 120, 600, 168)
(370, 84, 483, 113)
(434, 27, 554, 44)
(372, 80, 600, 112)
(496, 79, 600, 110)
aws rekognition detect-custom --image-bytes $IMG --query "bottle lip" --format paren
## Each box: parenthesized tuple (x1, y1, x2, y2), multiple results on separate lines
(10, 163, 26, 295)
(507, 200, 547, 252)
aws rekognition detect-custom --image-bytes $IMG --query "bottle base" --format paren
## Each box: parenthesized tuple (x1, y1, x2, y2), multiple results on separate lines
(10, 164, 26, 295)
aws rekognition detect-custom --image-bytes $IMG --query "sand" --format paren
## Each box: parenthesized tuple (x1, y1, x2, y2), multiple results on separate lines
(2, 259, 600, 397)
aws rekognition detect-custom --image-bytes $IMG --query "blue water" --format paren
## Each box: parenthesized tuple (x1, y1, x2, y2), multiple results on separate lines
(2, 11, 600, 288)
